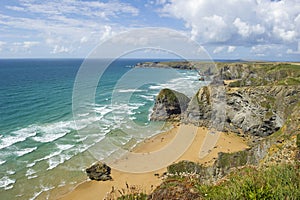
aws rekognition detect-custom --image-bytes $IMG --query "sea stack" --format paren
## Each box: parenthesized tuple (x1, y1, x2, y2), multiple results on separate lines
(150, 88, 190, 121)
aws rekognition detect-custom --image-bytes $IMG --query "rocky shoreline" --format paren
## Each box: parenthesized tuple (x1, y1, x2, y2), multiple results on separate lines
(144, 61, 300, 198)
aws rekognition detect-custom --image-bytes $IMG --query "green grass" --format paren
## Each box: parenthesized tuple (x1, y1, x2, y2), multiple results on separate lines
(278, 77, 300, 85)
(217, 151, 249, 169)
(157, 88, 178, 103)
(196, 164, 300, 200)
(167, 160, 204, 175)
(268, 63, 300, 71)
(225, 63, 300, 87)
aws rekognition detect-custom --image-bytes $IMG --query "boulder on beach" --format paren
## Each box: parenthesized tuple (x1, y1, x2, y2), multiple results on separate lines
(85, 162, 112, 181)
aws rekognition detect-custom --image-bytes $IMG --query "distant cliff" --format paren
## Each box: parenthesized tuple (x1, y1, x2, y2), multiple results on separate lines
(135, 61, 217, 72)
(135, 61, 194, 70)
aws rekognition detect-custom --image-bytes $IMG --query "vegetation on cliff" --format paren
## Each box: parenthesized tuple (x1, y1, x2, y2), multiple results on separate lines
(197, 164, 300, 200)
(115, 163, 299, 200)
(217, 62, 300, 87)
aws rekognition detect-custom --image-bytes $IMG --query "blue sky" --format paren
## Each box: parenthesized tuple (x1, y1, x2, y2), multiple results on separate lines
(0, 0, 299, 61)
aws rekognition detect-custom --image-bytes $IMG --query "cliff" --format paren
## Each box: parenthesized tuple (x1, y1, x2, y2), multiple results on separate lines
(152, 62, 300, 139)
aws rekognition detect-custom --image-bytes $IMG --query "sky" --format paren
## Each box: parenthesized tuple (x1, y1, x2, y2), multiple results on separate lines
(0, 0, 300, 61)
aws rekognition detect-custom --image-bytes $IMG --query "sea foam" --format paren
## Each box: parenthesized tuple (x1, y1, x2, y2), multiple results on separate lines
(0, 128, 37, 150)
(0, 176, 15, 190)
(0, 159, 6, 165)
(15, 147, 37, 157)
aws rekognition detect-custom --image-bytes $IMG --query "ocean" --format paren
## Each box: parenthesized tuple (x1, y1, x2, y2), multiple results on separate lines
(0, 58, 206, 199)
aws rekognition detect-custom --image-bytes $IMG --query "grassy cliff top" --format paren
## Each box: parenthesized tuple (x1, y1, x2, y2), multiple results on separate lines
(156, 88, 190, 105)
(217, 62, 300, 87)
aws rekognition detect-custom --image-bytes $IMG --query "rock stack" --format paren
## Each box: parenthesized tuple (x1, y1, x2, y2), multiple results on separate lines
(86, 162, 112, 181)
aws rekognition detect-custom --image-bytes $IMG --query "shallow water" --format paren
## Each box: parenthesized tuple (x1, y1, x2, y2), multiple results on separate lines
(0, 58, 206, 199)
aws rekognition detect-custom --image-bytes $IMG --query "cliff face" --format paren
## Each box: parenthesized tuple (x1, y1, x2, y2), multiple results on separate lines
(218, 63, 300, 137)
(184, 84, 299, 137)
(183, 86, 212, 126)
(224, 85, 299, 136)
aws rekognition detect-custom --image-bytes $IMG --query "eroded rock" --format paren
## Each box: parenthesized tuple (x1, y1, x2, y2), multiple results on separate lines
(86, 162, 112, 181)
(150, 88, 190, 121)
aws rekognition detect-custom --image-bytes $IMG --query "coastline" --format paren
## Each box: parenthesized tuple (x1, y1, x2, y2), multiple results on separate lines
(55, 124, 249, 200)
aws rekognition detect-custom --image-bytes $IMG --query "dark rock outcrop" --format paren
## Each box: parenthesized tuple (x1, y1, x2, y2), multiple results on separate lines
(86, 162, 112, 181)
(223, 85, 300, 136)
(150, 89, 190, 121)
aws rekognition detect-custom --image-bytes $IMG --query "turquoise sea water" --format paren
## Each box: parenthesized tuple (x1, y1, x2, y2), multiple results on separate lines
(0, 59, 205, 199)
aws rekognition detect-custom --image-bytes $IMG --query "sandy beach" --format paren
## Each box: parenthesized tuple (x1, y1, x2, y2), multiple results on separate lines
(57, 124, 248, 200)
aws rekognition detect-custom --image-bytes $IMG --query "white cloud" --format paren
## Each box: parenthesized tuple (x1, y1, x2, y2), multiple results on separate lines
(100, 25, 114, 41)
(250, 44, 286, 57)
(213, 46, 225, 54)
(11, 0, 139, 18)
(160, 0, 300, 50)
(213, 45, 236, 54)
(23, 41, 39, 48)
(80, 36, 88, 44)
(199, 15, 229, 42)
(273, 27, 297, 42)
(1, 0, 139, 56)
(233, 18, 265, 38)
(251, 45, 271, 54)
(227, 46, 236, 53)
(5, 6, 25, 11)
(51, 45, 71, 54)
(8, 41, 39, 53)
